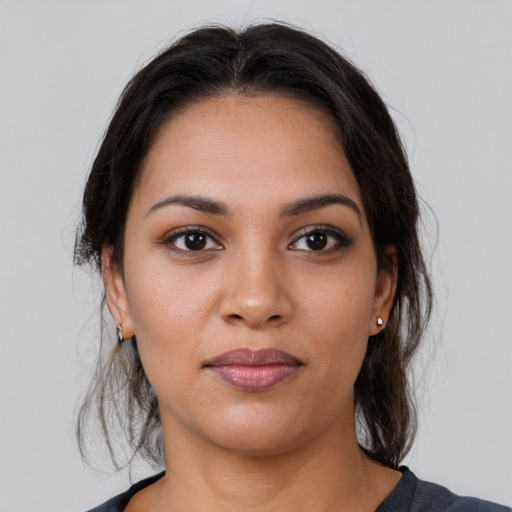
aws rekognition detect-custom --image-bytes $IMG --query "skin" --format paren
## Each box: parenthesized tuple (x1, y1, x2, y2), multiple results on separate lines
(104, 95, 400, 511)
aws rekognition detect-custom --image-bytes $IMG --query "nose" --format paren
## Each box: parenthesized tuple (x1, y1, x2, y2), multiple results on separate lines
(218, 250, 293, 329)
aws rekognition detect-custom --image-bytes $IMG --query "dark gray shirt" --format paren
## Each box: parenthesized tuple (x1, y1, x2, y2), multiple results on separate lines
(87, 467, 510, 512)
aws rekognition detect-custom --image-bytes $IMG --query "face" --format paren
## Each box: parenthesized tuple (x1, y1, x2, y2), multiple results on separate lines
(105, 95, 396, 456)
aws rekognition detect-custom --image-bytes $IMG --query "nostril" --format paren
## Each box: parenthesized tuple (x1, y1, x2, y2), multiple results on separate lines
(228, 313, 282, 323)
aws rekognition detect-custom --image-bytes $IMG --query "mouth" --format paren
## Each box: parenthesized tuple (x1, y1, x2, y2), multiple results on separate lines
(203, 348, 304, 392)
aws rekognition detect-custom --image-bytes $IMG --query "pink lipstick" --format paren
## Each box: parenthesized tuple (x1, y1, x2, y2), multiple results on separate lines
(204, 348, 303, 392)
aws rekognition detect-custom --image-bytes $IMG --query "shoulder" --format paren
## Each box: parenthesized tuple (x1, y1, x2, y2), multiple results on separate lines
(85, 472, 165, 512)
(86, 493, 124, 512)
(379, 467, 510, 512)
(413, 477, 510, 512)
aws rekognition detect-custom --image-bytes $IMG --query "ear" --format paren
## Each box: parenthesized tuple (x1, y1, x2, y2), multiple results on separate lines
(369, 245, 398, 336)
(102, 249, 135, 339)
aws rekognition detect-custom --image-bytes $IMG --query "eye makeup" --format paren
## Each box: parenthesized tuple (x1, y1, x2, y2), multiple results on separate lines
(158, 223, 354, 257)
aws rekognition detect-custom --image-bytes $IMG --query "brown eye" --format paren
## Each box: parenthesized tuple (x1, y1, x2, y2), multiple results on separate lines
(163, 229, 222, 252)
(305, 232, 328, 250)
(290, 227, 353, 252)
(183, 232, 207, 250)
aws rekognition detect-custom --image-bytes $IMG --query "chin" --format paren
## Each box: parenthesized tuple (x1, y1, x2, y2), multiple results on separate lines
(212, 430, 304, 457)
(203, 405, 319, 457)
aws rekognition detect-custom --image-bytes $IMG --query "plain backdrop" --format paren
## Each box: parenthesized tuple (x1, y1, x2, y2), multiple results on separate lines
(1, 1, 511, 511)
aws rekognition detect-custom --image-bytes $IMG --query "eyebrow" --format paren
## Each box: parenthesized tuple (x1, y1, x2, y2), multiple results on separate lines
(147, 194, 229, 216)
(146, 193, 361, 220)
(279, 194, 361, 219)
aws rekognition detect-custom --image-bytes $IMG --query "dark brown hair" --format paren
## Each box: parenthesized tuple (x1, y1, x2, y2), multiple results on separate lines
(75, 22, 432, 470)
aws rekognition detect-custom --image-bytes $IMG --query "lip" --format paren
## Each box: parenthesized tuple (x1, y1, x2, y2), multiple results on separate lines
(204, 348, 303, 392)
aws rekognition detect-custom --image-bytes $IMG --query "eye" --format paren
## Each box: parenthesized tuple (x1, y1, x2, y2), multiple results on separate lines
(162, 228, 222, 252)
(289, 227, 353, 252)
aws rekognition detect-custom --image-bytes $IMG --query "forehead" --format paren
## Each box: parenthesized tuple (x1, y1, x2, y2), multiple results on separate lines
(135, 94, 364, 216)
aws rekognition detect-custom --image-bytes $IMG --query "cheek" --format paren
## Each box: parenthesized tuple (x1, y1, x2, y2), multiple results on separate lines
(300, 263, 376, 381)
(122, 258, 214, 378)
(301, 259, 377, 332)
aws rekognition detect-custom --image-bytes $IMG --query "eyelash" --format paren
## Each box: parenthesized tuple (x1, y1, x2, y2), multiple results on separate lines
(161, 227, 221, 255)
(290, 226, 353, 253)
(160, 225, 353, 256)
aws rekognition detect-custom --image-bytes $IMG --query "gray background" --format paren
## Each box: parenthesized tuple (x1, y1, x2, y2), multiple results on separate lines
(1, 1, 511, 510)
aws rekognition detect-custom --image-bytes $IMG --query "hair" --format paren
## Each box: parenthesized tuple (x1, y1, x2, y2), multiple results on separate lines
(75, 21, 432, 471)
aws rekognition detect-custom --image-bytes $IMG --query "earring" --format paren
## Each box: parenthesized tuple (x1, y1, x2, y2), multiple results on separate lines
(377, 317, 385, 327)
(116, 324, 125, 343)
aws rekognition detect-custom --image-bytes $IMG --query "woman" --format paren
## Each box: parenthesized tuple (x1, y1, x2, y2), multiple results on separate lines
(76, 23, 509, 511)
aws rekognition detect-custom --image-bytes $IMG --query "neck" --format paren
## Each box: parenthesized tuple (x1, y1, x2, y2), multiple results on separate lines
(148, 407, 400, 512)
